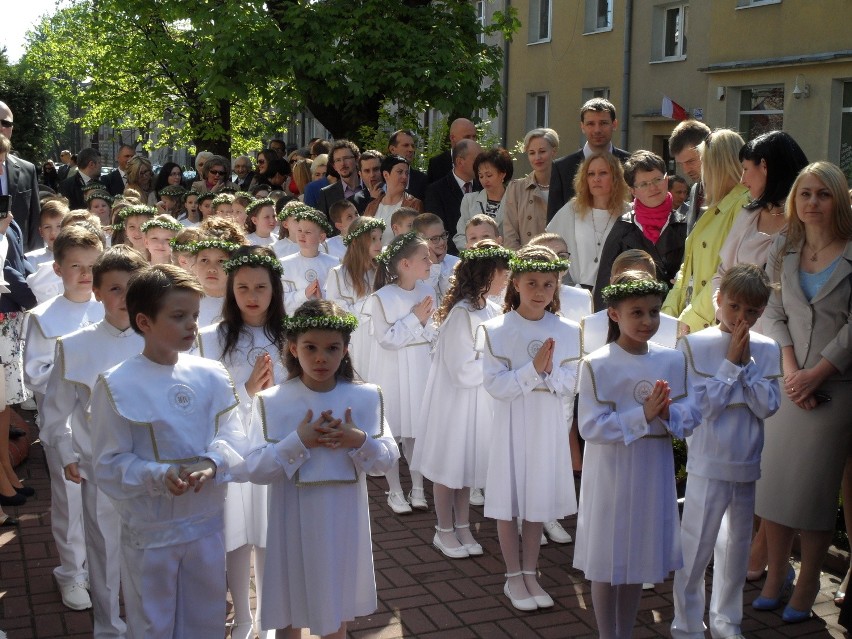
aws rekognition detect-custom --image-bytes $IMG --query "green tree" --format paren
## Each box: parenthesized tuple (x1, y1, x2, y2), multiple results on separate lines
(265, 0, 519, 141)
(22, 0, 297, 156)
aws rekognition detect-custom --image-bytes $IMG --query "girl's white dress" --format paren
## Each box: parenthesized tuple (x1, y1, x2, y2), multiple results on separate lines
(325, 264, 375, 381)
(411, 299, 501, 488)
(574, 342, 700, 584)
(198, 294, 225, 329)
(477, 310, 581, 521)
(365, 283, 437, 439)
(198, 324, 286, 551)
(280, 251, 340, 313)
(247, 232, 277, 247)
(244, 378, 399, 635)
(272, 236, 299, 258)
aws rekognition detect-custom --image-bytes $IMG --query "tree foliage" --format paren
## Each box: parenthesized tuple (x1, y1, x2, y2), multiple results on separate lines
(264, 0, 518, 141)
(22, 0, 297, 156)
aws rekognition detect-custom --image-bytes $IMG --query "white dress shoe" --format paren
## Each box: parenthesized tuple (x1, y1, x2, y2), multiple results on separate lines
(504, 572, 537, 611)
(409, 488, 428, 510)
(59, 582, 92, 611)
(387, 491, 412, 514)
(433, 527, 469, 559)
(522, 570, 554, 608)
(543, 520, 573, 544)
(469, 487, 485, 506)
(454, 523, 483, 556)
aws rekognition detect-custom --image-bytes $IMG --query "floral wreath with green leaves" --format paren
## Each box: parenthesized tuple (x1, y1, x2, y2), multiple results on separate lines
(168, 239, 191, 252)
(81, 181, 108, 194)
(211, 193, 234, 206)
(112, 205, 156, 230)
(375, 231, 421, 266)
(601, 279, 669, 304)
(223, 252, 284, 276)
(84, 190, 113, 206)
(140, 217, 183, 234)
(281, 312, 358, 334)
(277, 202, 316, 222)
(185, 238, 240, 256)
(158, 185, 186, 198)
(460, 246, 515, 263)
(293, 209, 334, 236)
(509, 256, 570, 274)
(245, 197, 274, 217)
(183, 189, 201, 202)
(343, 218, 386, 247)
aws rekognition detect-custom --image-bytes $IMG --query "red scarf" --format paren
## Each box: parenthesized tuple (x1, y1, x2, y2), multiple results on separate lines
(633, 192, 673, 244)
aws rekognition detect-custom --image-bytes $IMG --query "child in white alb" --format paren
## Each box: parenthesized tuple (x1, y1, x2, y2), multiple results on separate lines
(188, 237, 239, 328)
(671, 264, 781, 639)
(40, 246, 147, 636)
(325, 200, 358, 260)
(280, 208, 339, 313)
(413, 213, 459, 304)
(245, 198, 278, 247)
(25, 199, 66, 267)
(23, 225, 105, 612)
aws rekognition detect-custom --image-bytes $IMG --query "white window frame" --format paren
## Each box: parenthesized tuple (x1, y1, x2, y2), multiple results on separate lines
(660, 3, 688, 61)
(584, 0, 613, 34)
(839, 81, 852, 183)
(528, 0, 552, 45)
(737, 85, 784, 141)
(476, 1, 486, 45)
(526, 93, 550, 130)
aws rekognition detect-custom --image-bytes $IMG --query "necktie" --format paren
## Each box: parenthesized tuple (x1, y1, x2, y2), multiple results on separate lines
(463, 182, 472, 194)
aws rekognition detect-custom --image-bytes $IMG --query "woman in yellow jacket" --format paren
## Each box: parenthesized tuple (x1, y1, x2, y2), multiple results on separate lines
(662, 128, 750, 332)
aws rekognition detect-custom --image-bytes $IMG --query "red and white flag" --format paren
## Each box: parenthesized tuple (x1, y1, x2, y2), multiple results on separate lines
(662, 96, 689, 121)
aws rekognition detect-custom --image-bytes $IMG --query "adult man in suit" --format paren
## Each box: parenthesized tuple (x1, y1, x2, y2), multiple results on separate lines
(59, 148, 102, 210)
(102, 144, 135, 196)
(547, 98, 631, 222)
(318, 140, 362, 216)
(426, 118, 477, 184)
(349, 150, 384, 214)
(424, 138, 482, 256)
(57, 149, 73, 181)
(232, 155, 255, 191)
(0, 101, 43, 250)
(388, 130, 428, 200)
(668, 119, 711, 234)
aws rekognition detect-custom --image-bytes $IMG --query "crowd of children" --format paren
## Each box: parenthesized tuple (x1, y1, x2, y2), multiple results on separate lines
(4, 178, 788, 639)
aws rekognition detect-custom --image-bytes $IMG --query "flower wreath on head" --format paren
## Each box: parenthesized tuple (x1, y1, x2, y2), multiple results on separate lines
(81, 181, 108, 194)
(112, 205, 156, 230)
(459, 246, 515, 263)
(183, 189, 201, 201)
(276, 202, 315, 222)
(601, 279, 669, 305)
(509, 256, 570, 274)
(158, 185, 186, 198)
(211, 193, 235, 206)
(84, 190, 113, 205)
(281, 312, 358, 334)
(343, 218, 386, 247)
(185, 238, 240, 256)
(223, 252, 284, 276)
(293, 209, 334, 236)
(168, 238, 191, 252)
(141, 217, 183, 234)
(245, 197, 275, 218)
(375, 230, 421, 266)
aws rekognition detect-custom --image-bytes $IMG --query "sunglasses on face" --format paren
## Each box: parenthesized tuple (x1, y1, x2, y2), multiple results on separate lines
(208, 169, 226, 176)
(0, 120, 13, 128)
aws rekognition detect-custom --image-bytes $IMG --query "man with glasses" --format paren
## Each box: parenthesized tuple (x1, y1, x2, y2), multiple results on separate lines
(318, 140, 362, 217)
(0, 101, 42, 250)
(232, 155, 255, 190)
(103, 144, 136, 196)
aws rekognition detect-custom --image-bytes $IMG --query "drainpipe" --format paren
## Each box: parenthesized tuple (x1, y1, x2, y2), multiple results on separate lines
(501, 0, 511, 148)
(621, 0, 633, 149)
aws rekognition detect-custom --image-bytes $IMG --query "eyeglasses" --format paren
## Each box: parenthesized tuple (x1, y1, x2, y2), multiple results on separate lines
(208, 169, 226, 176)
(0, 120, 13, 128)
(333, 155, 356, 165)
(427, 232, 449, 244)
(634, 175, 667, 190)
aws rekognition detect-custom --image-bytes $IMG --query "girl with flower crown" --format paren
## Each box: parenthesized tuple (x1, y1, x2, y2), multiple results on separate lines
(244, 300, 399, 639)
(574, 270, 700, 639)
(411, 240, 512, 559)
(365, 231, 437, 515)
(325, 216, 385, 380)
(245, 198, 278, 247)
(477, 244, 581, 611)
(197, 245, 286, 639)
(188, 238, 241, 328)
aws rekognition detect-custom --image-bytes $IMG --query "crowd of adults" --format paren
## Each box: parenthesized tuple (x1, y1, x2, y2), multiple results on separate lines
(3, 91, 852, 629)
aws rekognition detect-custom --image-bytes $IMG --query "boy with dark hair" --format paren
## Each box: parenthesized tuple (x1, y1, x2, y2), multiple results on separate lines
(41, 245, 148, 637)
(91, 264, 247, 638)
(326, 199, 358, 260)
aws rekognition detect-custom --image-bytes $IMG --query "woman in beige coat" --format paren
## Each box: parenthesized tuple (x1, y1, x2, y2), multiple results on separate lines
(503, 128, 558, 249)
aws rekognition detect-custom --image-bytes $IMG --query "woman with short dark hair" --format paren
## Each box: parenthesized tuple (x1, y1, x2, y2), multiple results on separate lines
(453, 148, 513, 251)
(364, 154, 423, 243)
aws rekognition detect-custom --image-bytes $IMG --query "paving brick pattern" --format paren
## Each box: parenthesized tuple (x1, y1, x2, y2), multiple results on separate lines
(1, 434, 847, 638)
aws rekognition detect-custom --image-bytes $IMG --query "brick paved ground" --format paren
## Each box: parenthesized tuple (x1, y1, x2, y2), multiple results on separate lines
(1, 428, 848, 638)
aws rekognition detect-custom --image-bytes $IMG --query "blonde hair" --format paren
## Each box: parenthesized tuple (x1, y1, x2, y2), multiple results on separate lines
(700, 128, 745, 208)
(523, 128, 559, 152)
(611, 249, 656, 279)
(572, 152, 630, 218)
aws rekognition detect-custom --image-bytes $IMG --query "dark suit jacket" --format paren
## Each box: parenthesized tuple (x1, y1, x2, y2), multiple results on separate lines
(424, 172, 477, 256)
(0, 220, 36, 312)
(426, 150, 452, 184)
(547, 146, 631, 222)
(349, 189, 374, 215)
(59, 173, 87, 210)
(5, 155, 42, 251)
(318, 180, 362, 217)
(236, 172, 255, 192)
(103, 169, 125, 196)
(407, 168, 429, 201)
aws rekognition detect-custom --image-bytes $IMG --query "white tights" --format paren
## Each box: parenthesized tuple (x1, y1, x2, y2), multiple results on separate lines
(227, 544, 265, 639)
(385, 437, 423, 494)
(591, 581, 643, 639)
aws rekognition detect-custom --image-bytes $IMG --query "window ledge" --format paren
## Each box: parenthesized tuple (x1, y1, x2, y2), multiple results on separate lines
(650, 56, 687, 64)
(583, 26, 614, 36)
(736, 0, 781, 9)
(527, 37, 552, 46)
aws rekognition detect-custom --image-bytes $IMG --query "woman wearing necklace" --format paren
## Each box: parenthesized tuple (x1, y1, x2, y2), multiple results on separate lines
(546, 152, 631, 292)
(755, 162, 852, 623)
(364, 154, 423, 244)
(592, 151, 686, 311)
(454, 147, 513, 251)
(503, 128, 559, 250)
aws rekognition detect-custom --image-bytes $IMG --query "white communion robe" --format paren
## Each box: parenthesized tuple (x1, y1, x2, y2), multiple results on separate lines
(559, 284, 592, 324)
(198, 324, 287, 551)
(412, 299, 500, 489)
(364, 282, 437, 440)
(244, 378, 399, 636)
(279, 251, 340, 313)
(574, 342, 701, 584)
(325, 264, 376, 380)
(271, 236, 299, 259)
(422, 254, 459, 305)
(478, 310, 581, 522)
(580, 308, 680, 355)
